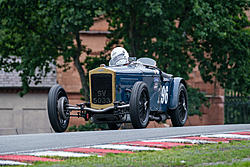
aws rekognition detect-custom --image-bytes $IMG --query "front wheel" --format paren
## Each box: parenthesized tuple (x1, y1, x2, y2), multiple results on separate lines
(47, 84, 70, 132)
(129, 82, 150, 129)
(170, 83, 188, 127)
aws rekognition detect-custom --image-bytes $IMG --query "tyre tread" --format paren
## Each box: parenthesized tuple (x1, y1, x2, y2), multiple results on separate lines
(130, 81, 150, 129)
(47, 84, 69, 132)
(170, 83, 188, 127)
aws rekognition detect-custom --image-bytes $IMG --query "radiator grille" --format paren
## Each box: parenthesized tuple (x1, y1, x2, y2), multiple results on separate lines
(91, 74, 112, 105)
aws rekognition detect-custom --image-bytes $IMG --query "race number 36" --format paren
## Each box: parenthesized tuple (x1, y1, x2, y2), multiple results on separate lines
(161, 86, 168, 104)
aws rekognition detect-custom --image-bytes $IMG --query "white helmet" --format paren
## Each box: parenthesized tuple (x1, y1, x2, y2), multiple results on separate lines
(109, 47, 129, 66)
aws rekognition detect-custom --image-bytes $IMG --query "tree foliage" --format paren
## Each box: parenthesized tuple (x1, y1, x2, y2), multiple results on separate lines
(0, 0, 100, 98)
(103, 0, 250, 94)
(0, 0, 249, 109)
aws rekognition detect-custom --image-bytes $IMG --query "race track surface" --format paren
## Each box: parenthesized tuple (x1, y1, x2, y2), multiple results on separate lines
(0, 124, 249, 154)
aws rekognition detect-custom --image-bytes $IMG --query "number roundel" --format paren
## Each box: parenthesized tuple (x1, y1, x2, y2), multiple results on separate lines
(161, 86, 168, 104)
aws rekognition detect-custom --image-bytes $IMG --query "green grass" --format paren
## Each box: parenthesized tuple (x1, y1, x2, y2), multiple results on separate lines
(12, 140, 250, 167)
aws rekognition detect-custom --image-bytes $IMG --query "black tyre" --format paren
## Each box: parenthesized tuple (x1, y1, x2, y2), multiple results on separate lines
(129, 82, 150, 129)
(170, 83, 188, 127)
(48, 84, 70, 132)
(107, 123, 121, 130)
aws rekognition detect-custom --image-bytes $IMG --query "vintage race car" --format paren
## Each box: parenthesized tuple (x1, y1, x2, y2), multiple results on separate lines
(47, 57, 188, 132)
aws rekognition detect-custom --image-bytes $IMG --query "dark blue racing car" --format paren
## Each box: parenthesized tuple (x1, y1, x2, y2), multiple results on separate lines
(48, 48, 188, 132)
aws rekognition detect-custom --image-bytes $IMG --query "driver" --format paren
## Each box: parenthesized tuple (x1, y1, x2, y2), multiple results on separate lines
(109, 47, 129, 66)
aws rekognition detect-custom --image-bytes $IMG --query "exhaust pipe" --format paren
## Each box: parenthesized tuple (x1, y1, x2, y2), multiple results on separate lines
(149, 114, 167, 122)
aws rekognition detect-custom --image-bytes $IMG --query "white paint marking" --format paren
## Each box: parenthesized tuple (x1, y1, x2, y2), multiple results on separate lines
(89, 144, 162, 151)
(201, 134, 250, 139)
(0, 160, 29, 166)
(23, 151, 95, 157)
(142, 138, 217, 144)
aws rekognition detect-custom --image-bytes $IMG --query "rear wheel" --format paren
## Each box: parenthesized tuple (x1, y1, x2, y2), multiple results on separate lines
(48, 84, 70, 132)
(129, 82, 150, 129)
(170, 83, 188, 127)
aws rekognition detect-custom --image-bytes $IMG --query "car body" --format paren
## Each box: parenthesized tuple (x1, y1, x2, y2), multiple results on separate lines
(48, 57, 188, 132)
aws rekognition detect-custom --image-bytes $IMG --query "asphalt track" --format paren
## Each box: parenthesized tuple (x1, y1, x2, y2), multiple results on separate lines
(0, 124, 249, 154)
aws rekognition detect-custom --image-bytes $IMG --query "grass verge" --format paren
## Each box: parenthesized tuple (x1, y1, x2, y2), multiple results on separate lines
(12, 140, 250, 166)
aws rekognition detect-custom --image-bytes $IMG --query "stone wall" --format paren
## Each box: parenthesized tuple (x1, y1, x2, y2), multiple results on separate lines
(0, 65, 56, 135)
(0, 91, 53, 135)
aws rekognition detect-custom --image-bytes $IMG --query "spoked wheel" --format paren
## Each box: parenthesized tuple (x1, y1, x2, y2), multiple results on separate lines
(47, 84, 70, 132)
(107, 123, 121, 130)
(129, 82, 150, 129)
(170, 83, 188, 127)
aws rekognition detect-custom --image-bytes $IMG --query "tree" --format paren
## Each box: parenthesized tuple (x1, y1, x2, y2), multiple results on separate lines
(1, 0, 249, 101)
(0, 0, 100, 99)
(103, 0, 250, 95)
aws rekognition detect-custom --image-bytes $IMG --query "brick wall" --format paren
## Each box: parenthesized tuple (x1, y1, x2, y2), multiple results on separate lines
(185, 65, 224, 126)
(57, 19, 110, 127)
(185, 9, 250, 126)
